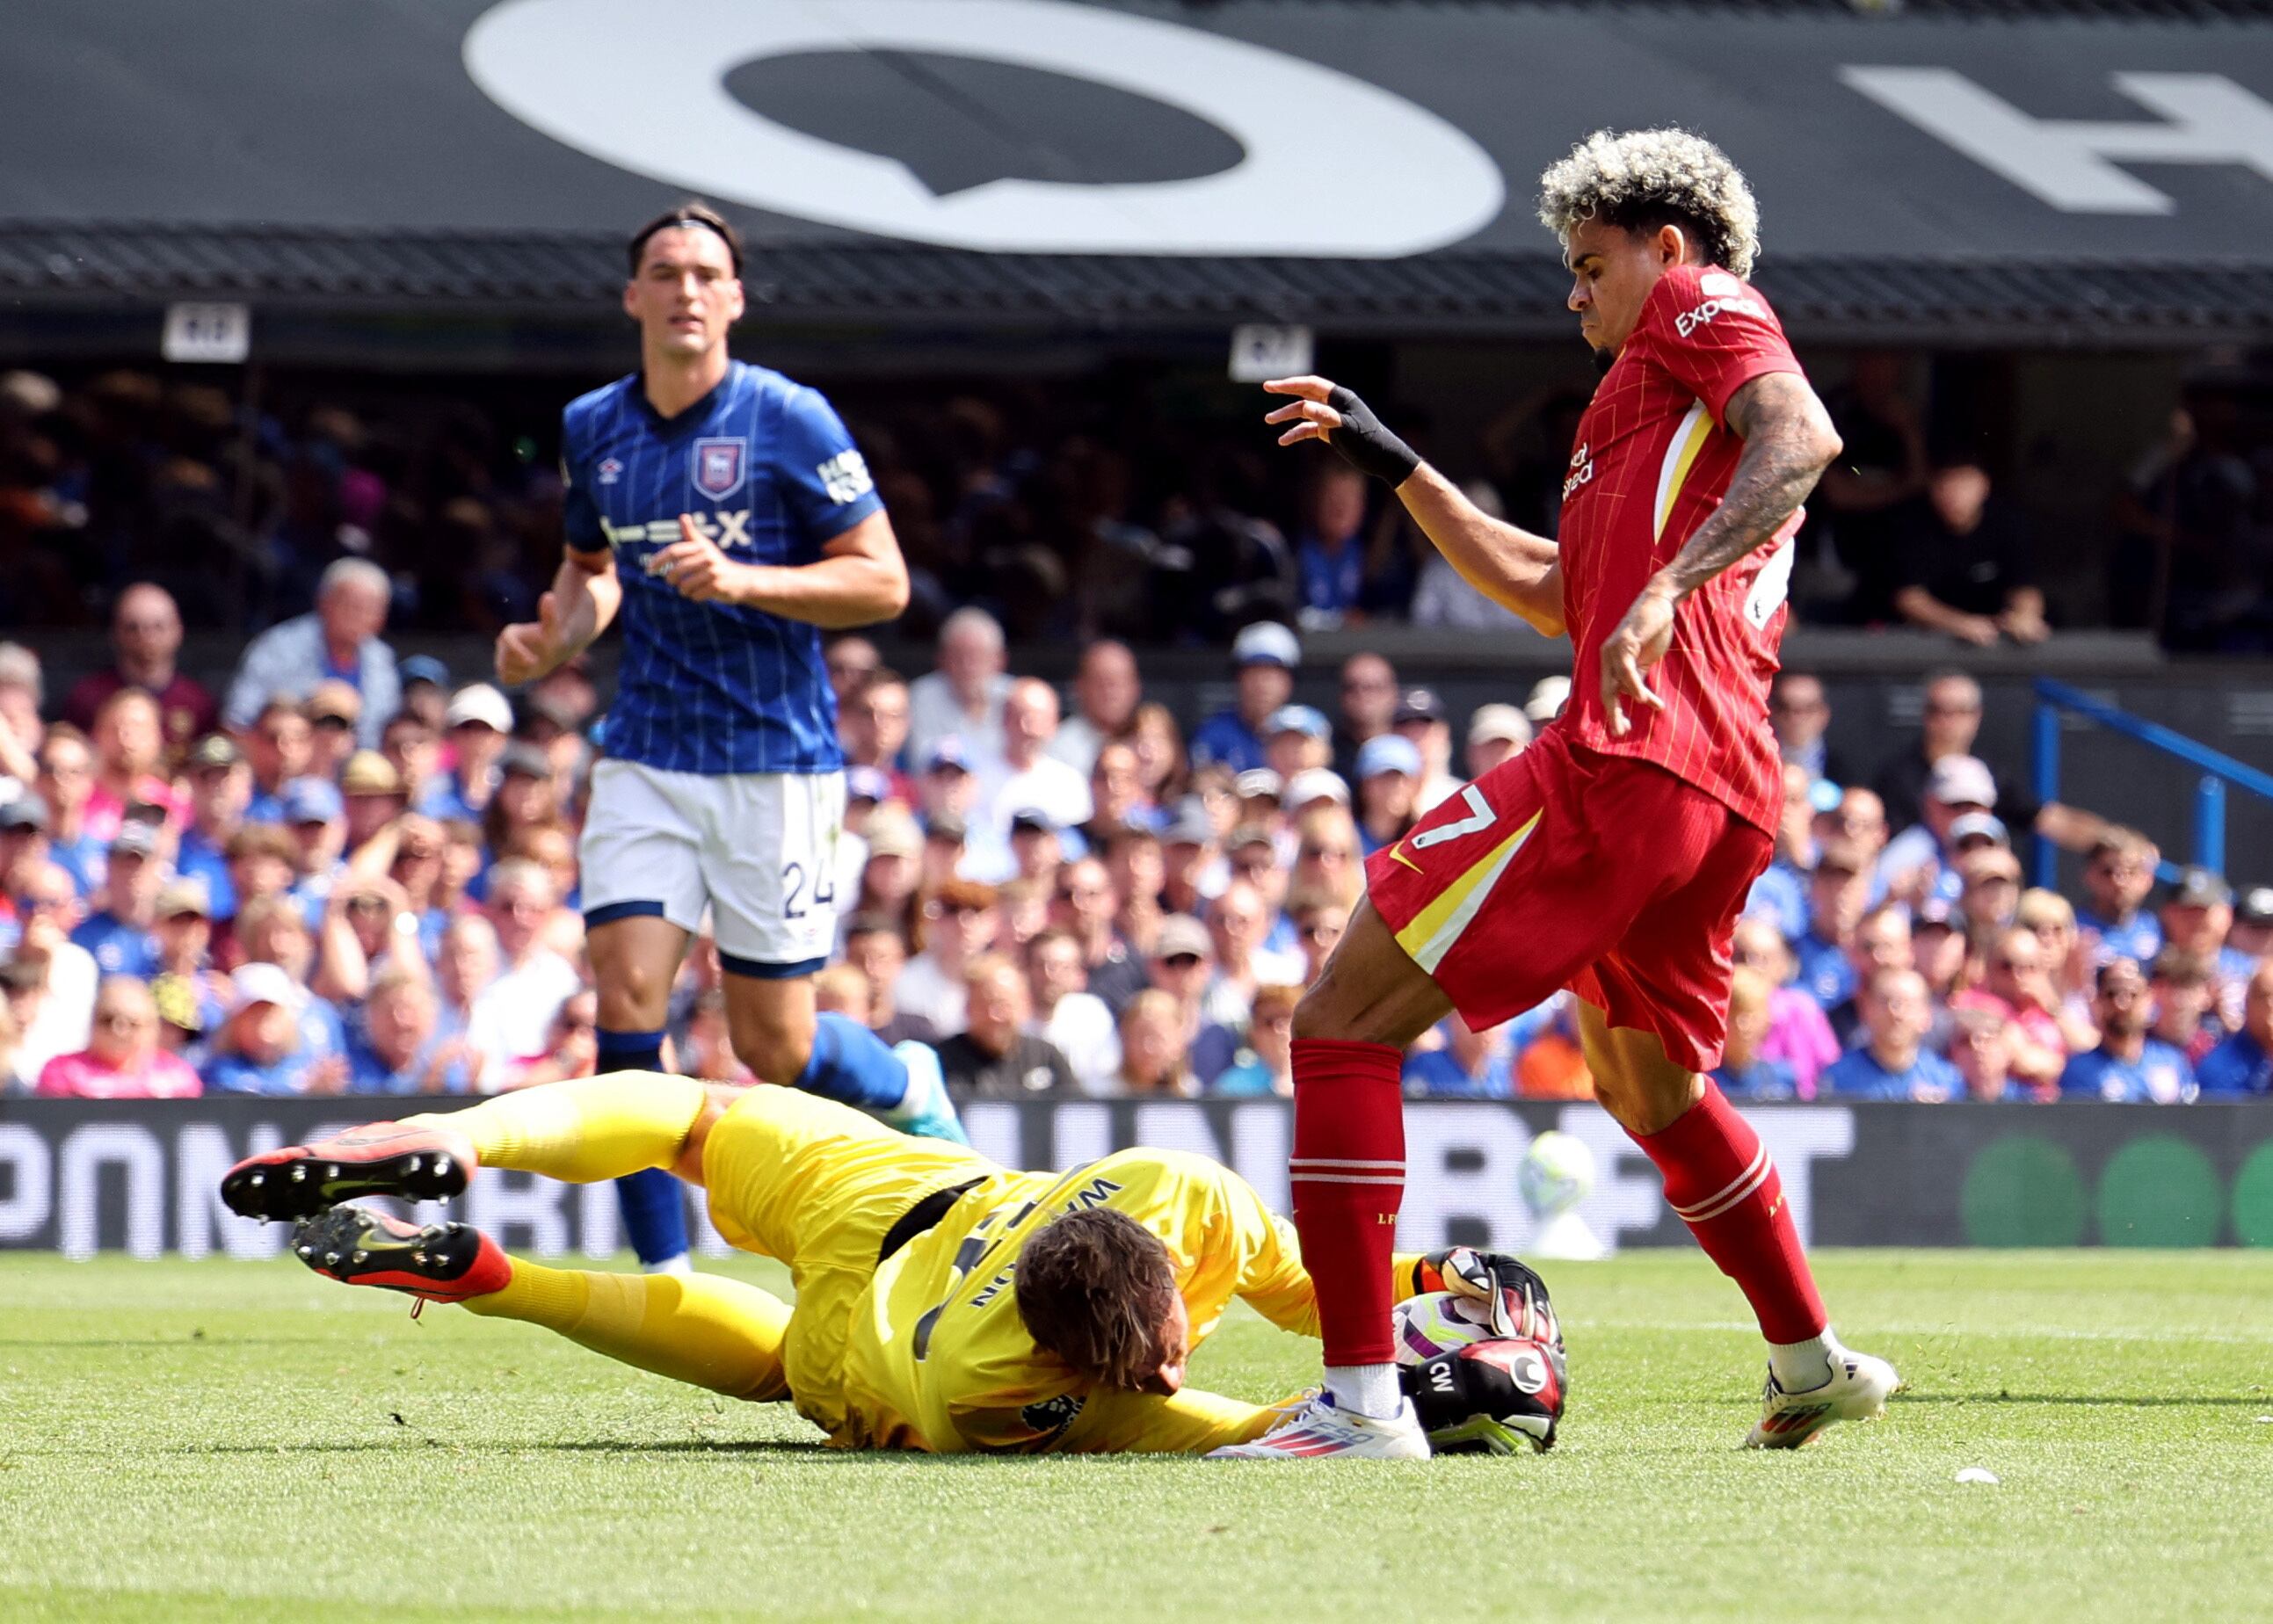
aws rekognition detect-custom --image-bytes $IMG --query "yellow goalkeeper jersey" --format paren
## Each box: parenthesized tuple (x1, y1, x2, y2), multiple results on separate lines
(835, 1147, 1324, 1454)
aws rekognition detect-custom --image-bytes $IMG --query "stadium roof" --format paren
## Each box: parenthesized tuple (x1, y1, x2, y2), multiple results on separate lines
(10, 0, 2273, 343)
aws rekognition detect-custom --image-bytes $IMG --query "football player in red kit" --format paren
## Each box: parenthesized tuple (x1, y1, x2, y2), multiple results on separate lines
(1216, 128, 1900, 1460)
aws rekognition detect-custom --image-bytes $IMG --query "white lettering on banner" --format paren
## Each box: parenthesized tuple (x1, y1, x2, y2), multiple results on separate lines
(1842, 68, 2273, 215)
(1229, 1102, 1289, 1215)
(1739, 1107, 1855, 1245)
(1395, 1107, 1533, 1254)
(1550, 1106, 1667, 1256)
(960, 1101, 1023, 1170)
(58, 1125, 165, 1260)
(466, 1167, 569, 1256)
(579, 1178, 620, 1261)
(1132, 1100, 1222, 1164)
(0, 1123, 54, 1242)
(464, 0, 1501, 257)
(175, 1123, 286, 1260)
(1049, 1101, 1114, 1171)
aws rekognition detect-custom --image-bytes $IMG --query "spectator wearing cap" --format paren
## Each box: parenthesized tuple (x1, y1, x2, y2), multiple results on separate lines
(36, 975, 200, 1099)
(8, 861, 97, 1079)
(1050, 854, 1148, 1014)
(302, 680, 363, 782)
(852, 810, 924, 945)
(2059, 956, 2195, 1102)
(917, 740, 1006, 883)
(64, 584, 219, 753)
(1261, 705, 1333, 783)
(339, 750, 408, 856)
(1391, 688, 1462, 814)
(1793, 838, 1871, 1014)
(1817, 787, 1891, 889)
(977, 678, 1092, 853)
(1820, 968, 1959, 1101)
(1711, 967, 1798, 1100)
(1956, 842, 2023, 953)
(839, 669, 918, 809)
(1111, 988, 1204, 1097)
(1828, 902, 1913, 1048)
(2230, 886, 2273, 961)
(925, 819, 976, 910)
(397, 654, 452, 732)
(149, 875, 228, 1054)
(1464, 704, 1531, 782)
(1189, 621, 1300, 775)
(2158, 866, 2256, 1027)
(84, 688, 185, 845)
(421, 684, 512, 822)
(467, 859, 581, 1075)
(1768, 671, 1852, 787)
(174, 736, 251, 919)
(1200, 880, 1304, 1033)
(1224, 821, 1298, 953)
(1023, 926, 1119, 1091)
(512, 688, 590, 790)
(0, 642, 43, 794)
(2076, 830, 2163, 969)
(69, 822, 163, 978)
(202, 961, 343, 1096)
(1523, 675, 1570, 729)
(937, 953, 1079, 1098)
(345, 966, 471, 1096)
(897, 879, 999, 1038)
(1006, 809, 1069, 889)
(1, 794, 57, 936)
(1049, 641, 1141, 778)
(239, 699, 313, 826)
(908, 607, 1013, 778)
(223, 556, 400, 750)
(277, 777, 346, 924)
(1081, 739, 1154, 849)
(1876, 753, 1998, 910)
(1353, 734, 1423, 856)
(481, 743, 561, 869)
(1231, 769, 1286, 840)
(1159, 798, 1225, 919)
(1731, 917, 1840, 1096)
(1910, 900, 1967, 1039)
(2197, 960, 2273, 1097)
(1144, 912, 1241, 1084)
(1283, 769, 1352, 827)
(231, 895, 351, 1055)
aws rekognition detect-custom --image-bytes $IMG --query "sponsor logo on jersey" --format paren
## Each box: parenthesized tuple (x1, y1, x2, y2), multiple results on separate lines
(604, 511, 752, 550)
(817, 447, 875, 505)
(596, 456, 622, 486)
(692, 436, 748, 499)
(1699, 271, 1746, 299)
(1020, 1393, 1086, 1443)
(1674, 295, 1761, 339)
(1562, 441, 1594, 499)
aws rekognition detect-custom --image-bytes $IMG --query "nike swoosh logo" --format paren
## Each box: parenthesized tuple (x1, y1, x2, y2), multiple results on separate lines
(1388, 845, 1421, 873)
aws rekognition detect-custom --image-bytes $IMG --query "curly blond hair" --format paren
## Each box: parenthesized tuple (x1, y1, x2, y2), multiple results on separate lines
(1537, 127, 1761, 279)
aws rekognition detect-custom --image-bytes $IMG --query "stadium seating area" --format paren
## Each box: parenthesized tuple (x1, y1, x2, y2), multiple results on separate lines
(2, 569, 2267, 1105)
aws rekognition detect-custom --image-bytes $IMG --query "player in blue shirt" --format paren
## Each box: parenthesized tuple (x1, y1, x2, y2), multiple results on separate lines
(491, 204, 958, 1274)
(2058, 956, 2197, 1103)
(2196, 961, 2272, 1096)
(1819, 968, 1962, 1101)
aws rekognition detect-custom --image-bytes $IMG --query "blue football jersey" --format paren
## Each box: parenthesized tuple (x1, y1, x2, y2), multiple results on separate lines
(561, 360, 884, 774)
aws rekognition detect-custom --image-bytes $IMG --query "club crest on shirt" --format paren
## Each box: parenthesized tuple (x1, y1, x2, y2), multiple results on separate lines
(596, 457, 623, 486)
(692, 437, 748, 500)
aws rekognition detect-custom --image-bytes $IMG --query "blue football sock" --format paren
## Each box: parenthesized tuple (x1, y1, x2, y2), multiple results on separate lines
(598, 1027, 687, 1266)
(794, 1011, 909, 1112)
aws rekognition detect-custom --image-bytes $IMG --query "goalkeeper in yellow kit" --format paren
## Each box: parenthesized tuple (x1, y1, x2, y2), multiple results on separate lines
(219, 1076, 1557, 1454)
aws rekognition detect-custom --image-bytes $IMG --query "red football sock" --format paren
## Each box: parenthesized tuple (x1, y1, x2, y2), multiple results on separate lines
(1632, 1081, 1826, 1345)
(1289, 1037, 1407, 1367)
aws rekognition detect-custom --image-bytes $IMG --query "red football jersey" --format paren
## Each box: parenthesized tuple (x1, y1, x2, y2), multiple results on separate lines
(1552, 261, 1805, 835)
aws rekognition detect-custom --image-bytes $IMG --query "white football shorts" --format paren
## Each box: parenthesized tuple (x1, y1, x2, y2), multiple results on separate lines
(579, 759, 846, 975)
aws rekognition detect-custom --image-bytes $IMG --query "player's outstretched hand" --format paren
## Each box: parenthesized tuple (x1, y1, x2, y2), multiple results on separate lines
(495, 591, 563, 686)
(651, 514, 744, 604)
(1262, 376, 1420, 486)
(1599, 584, 1675, 737)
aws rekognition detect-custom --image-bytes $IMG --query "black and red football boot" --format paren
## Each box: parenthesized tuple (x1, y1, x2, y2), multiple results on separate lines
(289, 1206, 511, 1307)
(221, 1120, 477, 1222)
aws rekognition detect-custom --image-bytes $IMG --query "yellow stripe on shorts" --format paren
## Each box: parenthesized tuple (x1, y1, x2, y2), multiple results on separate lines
(1392, 811, 1542, 975)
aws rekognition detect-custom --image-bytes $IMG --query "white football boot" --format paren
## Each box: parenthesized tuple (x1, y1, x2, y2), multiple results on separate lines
(1208, 1390, 1430, 1461)
(1745, 1348, 1903, 1448)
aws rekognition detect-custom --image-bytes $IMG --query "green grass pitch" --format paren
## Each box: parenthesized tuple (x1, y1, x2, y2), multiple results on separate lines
(4, 1250, 2269, 1621)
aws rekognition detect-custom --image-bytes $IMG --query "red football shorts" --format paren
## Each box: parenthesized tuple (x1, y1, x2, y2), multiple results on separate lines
(1364, 728, 1772, 1072)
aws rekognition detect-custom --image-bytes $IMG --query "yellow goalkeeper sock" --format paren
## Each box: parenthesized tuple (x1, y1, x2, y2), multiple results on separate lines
(464, 1256, 791, 1402)
(404, 1071, 709, 1185)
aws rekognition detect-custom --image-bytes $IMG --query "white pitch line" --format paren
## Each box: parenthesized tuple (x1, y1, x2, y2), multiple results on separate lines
(1567, 1318, 2271, 1346)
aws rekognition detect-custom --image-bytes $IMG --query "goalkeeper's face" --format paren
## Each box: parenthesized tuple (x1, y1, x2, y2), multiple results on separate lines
(624, 227, 745, 360)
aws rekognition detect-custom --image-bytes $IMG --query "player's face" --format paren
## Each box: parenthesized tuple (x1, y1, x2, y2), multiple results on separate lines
(625, 228, 744, 359)
(1564, 217, 1684, 358)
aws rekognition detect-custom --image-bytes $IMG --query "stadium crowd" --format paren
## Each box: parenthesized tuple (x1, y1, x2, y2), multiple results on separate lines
(1, 576, 2269, 1107)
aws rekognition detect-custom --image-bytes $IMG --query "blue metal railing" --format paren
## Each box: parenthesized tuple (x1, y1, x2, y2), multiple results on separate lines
(2030, 677, 2273, 888)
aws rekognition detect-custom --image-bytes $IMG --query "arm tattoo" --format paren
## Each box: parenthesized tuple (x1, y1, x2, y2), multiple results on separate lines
(1656, 373, 1835, 599)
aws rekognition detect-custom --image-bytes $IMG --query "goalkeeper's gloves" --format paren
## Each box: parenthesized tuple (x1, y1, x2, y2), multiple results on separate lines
(1405, 1247, 1562, 1349)
(1400, 1335, 1567, 1454)
(1320, 385, 1420, 488)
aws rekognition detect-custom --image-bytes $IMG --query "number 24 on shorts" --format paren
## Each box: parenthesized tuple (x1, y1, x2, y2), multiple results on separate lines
(781, 860, 835, 919)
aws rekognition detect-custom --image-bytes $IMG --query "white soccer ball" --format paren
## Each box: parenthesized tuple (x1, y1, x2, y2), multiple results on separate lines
(1391, 1290, 1496, 1367)
(1519, 1131, 1595, 1219)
